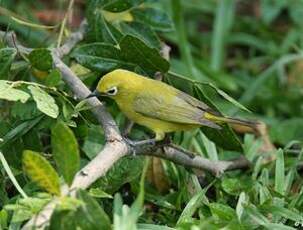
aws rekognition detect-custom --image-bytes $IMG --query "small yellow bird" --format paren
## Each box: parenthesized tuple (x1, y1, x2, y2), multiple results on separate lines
(89, 69, 255, 141)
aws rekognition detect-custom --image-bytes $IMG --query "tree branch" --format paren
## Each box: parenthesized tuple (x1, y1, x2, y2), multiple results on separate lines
(136, 144, 250, 177)
(0, 20, 250, 230)
(55, 19, 87, 58)
(51, 55, 121, 141)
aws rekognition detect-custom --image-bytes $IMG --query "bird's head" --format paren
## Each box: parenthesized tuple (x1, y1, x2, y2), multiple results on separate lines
(87, 69, 142, 100)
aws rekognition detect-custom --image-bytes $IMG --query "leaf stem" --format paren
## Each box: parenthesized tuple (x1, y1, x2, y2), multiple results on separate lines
(11, 16, 59, 30)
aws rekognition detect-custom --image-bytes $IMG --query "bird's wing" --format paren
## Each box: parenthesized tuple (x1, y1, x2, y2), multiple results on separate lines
(133, 91, 221, 129)
(177, 91, 221, 116)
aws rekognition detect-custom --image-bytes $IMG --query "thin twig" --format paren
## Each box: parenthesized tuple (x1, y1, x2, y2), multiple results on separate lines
(136, 145, 250, 177)
(56, 19, 87, 58)
(57, 0, 75, 48)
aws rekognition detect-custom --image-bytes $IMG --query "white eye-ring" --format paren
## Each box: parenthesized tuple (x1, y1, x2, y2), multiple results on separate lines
(106, 86, 118, 95)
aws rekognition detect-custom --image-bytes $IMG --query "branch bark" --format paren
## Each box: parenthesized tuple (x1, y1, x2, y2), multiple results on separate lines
(137, 144, 250, 176)
(0, 20, 250, 230)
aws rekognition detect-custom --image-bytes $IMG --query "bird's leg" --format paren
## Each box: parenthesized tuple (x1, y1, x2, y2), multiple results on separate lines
(124, 138, 156, 147)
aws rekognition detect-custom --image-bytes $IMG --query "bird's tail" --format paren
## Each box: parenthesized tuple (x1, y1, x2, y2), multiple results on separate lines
(204, 112, 258, 129)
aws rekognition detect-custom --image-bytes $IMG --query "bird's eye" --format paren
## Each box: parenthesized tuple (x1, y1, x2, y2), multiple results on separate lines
(106, 86, 118, 95)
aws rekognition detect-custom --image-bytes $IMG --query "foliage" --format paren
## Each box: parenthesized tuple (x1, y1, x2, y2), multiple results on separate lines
(0, 0, 303, 229)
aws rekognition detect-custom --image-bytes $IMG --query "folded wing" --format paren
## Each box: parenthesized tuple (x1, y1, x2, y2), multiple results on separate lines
(133, 90, 221, 129)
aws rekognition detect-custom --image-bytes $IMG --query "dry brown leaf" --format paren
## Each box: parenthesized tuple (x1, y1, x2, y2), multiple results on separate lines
(147, 157, 170, 193)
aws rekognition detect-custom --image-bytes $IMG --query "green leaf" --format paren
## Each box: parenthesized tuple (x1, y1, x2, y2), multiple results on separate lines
(97, 156, 144, 193)
(0, 116, 43, 149)
(51, 121, 80, 185)
(49, 210, 76, 230)
(11, 101, 41, 120)
(168, 70, 246, 110)
(137, 224, 175, 230)
(0, 209, 8, 229)
(120, 35, 169, 73)
(103, 0, 143, 12)
(73, 35, 169, 74)
(120, 21, 161, 49)
(82, 125, 105, 159)
(45, 69, 62, 87)
(243, 134, 263, 162)
(208, 203, 236, 221)
(0, 80, 30, 103)
(75, 190, 111, 229)
(261, 205, 302, 223)
(260, 0, 286, 24)
(71, 43, 134, 72)
(113, 193, 123, 219)
(193, 85, 243, 151)
(245, 204, 269, 225)
(258, 183, 272, 205)
(263, 223, 296, 230)
(6, 204, 32, 223)
(86, 10, 123, 44)
(113, 158, 149, 230)
(0, 48, 17, 79)
(284, 168, 295, 195)
(5, 194, 51, 223)
(55, 197, 83, 211)
(236, 192, 247, 221)
(221, 177, 252, 196)
(28, 85, 59, 118)
(22, 128, 43, 152)
(199, 131, 218, 161)
(206, 83, 251, 113)
(275, 149, 285, 195)
(22, 150, 61, 195)
(87, 0, 143, 13)
(131, 7, 173, 32)
(88, 188, 113, 199)
(28, 48, 53, 71)
(177, 190, 207, 225)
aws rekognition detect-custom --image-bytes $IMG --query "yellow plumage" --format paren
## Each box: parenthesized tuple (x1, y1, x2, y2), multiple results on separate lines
(94, 69, 255, 140)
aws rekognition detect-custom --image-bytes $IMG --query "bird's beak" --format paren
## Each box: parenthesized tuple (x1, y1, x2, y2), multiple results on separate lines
(85, 90, 102, 99)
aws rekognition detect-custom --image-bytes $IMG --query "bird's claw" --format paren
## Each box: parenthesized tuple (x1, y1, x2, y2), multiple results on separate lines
(123, 137, 138, 156)
(123, 137, 157, 156)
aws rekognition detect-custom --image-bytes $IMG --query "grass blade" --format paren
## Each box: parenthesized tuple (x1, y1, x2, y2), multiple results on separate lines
(211, 0, 235, 71)
(0, 152, 28, 198)
(275, 149, 285, 195)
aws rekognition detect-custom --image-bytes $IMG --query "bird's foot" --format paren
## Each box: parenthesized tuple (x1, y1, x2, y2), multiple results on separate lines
(123, 137, 157, 156)
(154, 134, 172, 148)
(162, 134, 172, 145)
